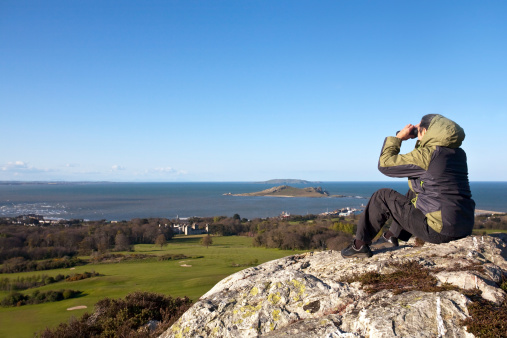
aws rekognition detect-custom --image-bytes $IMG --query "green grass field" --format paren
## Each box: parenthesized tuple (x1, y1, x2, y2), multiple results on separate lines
(0, 235, 306, 337)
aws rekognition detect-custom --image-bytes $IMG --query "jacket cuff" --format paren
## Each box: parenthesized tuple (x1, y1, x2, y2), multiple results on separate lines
(385, 136, 402, 148)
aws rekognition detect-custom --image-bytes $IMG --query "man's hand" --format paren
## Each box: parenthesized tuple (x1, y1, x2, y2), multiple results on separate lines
(396, 124, 417, 140)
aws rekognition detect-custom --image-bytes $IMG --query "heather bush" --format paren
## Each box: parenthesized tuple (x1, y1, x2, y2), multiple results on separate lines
(462, 296, 507, 337)
(38, 291, 192, 338)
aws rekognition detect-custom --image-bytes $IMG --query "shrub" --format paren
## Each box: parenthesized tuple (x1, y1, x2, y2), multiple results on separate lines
(0, 257, 85, 274)
(39, 291, 192, 337)
(157, 254, 188, 261)
(0, 273, 72, 292)
(0, 292, 28, 306)
(1, 289, 81, 307)
(62, 290, 73, 300)
(65, 271, 101, 282)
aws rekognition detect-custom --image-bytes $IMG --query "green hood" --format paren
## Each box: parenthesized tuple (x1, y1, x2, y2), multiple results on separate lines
(418, 115, 465, 149)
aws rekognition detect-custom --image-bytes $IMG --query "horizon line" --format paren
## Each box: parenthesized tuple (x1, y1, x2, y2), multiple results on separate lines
(1, 180, 506, 184)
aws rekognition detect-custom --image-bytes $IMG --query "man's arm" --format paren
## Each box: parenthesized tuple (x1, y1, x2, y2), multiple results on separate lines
(378, 136, 432, 178)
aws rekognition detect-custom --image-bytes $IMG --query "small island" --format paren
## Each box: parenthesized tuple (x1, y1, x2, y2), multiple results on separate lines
(230, 185, 338, 198)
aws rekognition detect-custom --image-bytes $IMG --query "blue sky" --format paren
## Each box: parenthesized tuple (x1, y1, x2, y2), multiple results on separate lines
(1, 1, 506, 182)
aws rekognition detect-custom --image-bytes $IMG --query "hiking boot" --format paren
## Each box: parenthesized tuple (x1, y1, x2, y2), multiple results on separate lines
(371, 233, 399, 250)
(341, 241, 373, 259)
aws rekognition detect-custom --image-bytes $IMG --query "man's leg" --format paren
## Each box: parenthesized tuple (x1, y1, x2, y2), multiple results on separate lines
(342, 188, 414, 258)
(395, 206, 464, 245)
(387, 189, 416, 242)
(355, 188, 415, 244)
(356, 188, 456, 245)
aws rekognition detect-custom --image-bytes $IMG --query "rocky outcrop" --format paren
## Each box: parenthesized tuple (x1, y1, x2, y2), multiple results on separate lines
(161, 234, 507, 338)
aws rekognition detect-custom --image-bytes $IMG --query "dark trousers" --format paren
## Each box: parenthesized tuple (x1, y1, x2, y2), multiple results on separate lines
(356, 188, 461, 244)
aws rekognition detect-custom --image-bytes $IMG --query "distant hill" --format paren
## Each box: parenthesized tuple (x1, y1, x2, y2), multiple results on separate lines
(255, 179, 320, 185)
(233, 185, 330, 198)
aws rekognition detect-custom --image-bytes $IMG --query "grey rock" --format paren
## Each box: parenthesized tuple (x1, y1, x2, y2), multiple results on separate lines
(139, 320, 160, 333)
(161, 234, 507, 338)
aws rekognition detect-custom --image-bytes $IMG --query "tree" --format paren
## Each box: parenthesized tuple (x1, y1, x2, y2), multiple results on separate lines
(142, 224, 159, 244)
(114, 232, 130, 251)
(95, 233, 110, 253)
(155, 234, 167, 249)
(78, 237, 95, 255)
(200, 234, 213, 248)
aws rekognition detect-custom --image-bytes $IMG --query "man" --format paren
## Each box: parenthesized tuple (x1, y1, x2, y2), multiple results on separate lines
(341, 114, 475, 258)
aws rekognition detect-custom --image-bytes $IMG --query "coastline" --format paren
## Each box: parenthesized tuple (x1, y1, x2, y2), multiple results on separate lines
(475, 209, 506, 215)
(230, 194, 347, 198)
(230, 185, 331, 198)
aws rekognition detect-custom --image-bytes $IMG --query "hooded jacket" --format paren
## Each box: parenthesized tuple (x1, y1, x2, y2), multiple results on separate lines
(378, 115, 475, 237)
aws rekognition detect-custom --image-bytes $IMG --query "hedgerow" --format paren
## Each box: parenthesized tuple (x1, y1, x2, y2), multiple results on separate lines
(1, 289, 81, 307)
(1, 256, 86, 273)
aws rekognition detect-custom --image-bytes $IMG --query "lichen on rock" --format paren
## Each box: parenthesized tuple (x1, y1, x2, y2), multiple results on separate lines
(161, 234, 507, 337)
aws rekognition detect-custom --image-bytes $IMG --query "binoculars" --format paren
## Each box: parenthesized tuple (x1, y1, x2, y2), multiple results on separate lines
(396, 127, 418, 138)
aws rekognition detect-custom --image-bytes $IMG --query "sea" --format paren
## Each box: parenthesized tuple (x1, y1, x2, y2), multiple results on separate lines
(0, 181, 506, 221)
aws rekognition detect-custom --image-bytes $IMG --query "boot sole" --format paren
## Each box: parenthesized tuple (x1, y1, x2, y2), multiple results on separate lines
(341, 252, 373, 259)
(371, 243, 398, 250)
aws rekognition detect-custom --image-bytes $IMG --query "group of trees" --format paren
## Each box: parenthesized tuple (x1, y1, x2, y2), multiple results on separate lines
(0, 218, 174, 264)
(252, 220, 354, 250)
(188, 214, 357, 251)
(4, 210, 502, 269)
(474, 214, 507, 231)
(1, 213, 359, 266)
(199, 211, 506, 251)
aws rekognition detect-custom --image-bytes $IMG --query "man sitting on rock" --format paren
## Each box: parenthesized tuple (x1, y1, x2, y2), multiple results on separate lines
(341, 114, 475, 258)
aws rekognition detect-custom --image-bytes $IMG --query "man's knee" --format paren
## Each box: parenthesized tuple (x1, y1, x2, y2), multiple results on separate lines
(371, 188, 397, 200)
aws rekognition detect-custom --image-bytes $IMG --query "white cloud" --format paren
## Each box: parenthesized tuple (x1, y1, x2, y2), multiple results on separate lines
(1, 161, 49, 173)
(153, 167, 188, 175)
(111, 165, 126, 171)
(131, 166, 188, 179)
(153, 167, 175, 173)
(1, 161, 27, 170)
(0, 161, 187, 181)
